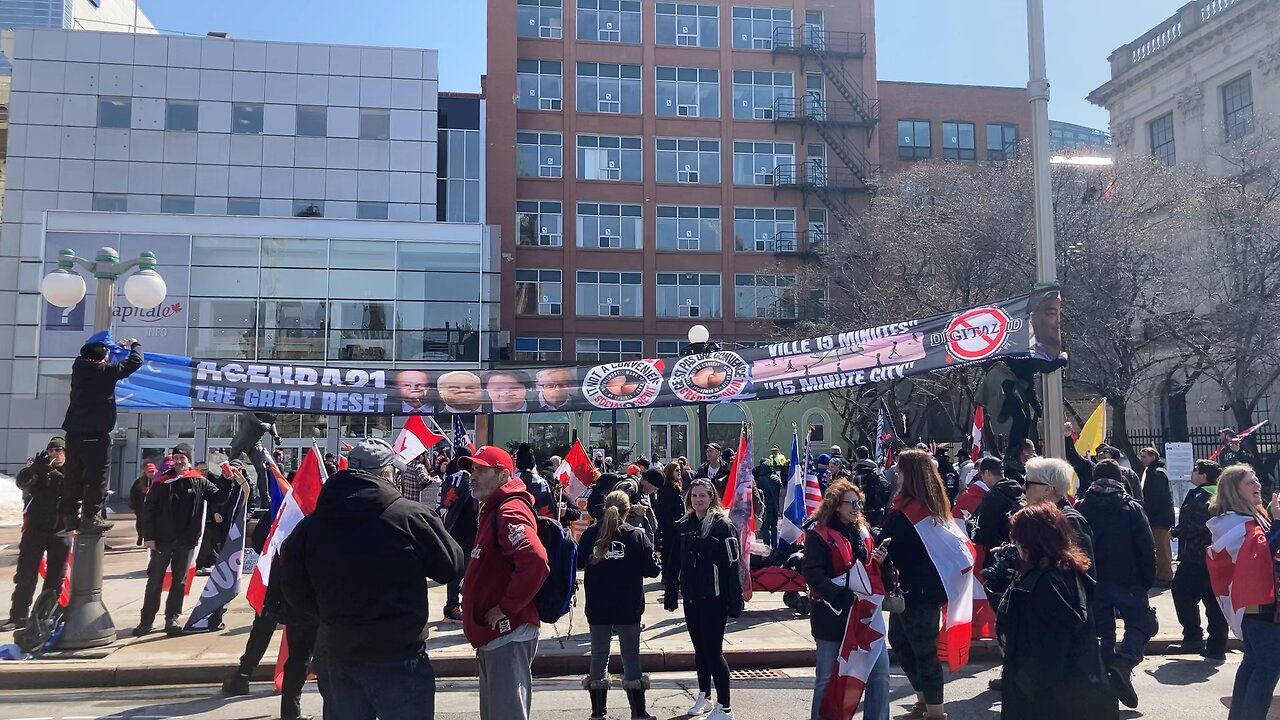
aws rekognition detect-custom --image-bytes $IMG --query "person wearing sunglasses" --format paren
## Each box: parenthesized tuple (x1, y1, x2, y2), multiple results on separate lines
(1024, 458, 1095, 574)
(3, 437, 70, 632)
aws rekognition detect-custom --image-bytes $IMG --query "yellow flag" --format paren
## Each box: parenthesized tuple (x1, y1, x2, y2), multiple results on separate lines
(1075, 400, 1107, 457)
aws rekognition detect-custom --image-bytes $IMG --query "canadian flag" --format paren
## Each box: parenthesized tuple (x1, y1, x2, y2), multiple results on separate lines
(246, 448, 326, 614)
(1207, 512, 1277, 639)
(952, 480, 995, 639)
(392, 415, 446, 466)
(819, 530, 887, 720)
(969, 406, 984, 462)
(554, 439, 598, 541)
(896, 498, 975, 670)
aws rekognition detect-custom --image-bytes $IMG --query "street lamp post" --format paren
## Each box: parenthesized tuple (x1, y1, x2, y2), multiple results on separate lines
(41, 246, 167, 650)
(685, 324, 719, 451)
(1026, 0, 1066, 460)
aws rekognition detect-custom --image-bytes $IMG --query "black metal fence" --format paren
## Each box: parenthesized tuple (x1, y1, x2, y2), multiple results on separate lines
(1125, 424, 1279, 487)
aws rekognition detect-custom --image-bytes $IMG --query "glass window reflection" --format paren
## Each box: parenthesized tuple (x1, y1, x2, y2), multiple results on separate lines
(330, 240, 395, 269)
(261, 268, 328, 297)
(262, 237, 328, 268)
(193, 236, 259, 266)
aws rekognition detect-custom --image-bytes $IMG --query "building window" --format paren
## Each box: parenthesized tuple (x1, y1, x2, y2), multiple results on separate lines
(577, 0, 642, 43)
(1222, 74, 1254, 141)
(649, 405, 689, 460)
(91, 193, 127, 211)
(657, 272, 722, 318)
(160, 195, 195, 214)
(731, 6, 791, 50)
(805, 410, 826, 442)
(329, 301, 394, 361)
(735, 274, 798, 319)
(656, 138, 721, 184)
(732, 140, 795, 186)
(1149, 113, 1175, 167)
(576, 62, 642, 114)
(734, 207, 796, 252)
(656, 2, 718, 47)
(576, 134, 642, 182)
(708, 403, 747, 449)
(97, 96, 131, 128)
(232, 103, 264, 134)
(732, 70, 793, 120)
(517, 200, 564, 247)
(656, 66, 720, 118)
(657, 339, 691, 356)
(518, 0, 563, 39)
(657, 205, 721, 251)
(357, 202, 389, 220)
(986, 124, 1018, 161)
(293, 200, 325, 217)
(517, 59, 564, 111)
(576, 202, 643, 249)
(359, 108, 391, 140)
(576, 271, 643, 317)
(228, 197, 261, 216)
(942, 121, 976, 160)
(516, 131, 563, 178)
(165, 100, 198, 131)
(527, 412, 572, 464)
(515, 337, 563, 362)
(296, 105, 327, 137)
(588, 409, 631, 451)
(577, 338, 644, 362)
(898, 120, 931, 159)
(441, 128, 482, 223)
(515, 269, 563, 316)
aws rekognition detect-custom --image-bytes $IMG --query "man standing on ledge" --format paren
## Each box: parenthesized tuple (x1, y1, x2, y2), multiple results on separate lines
(60, 334, 143, 533)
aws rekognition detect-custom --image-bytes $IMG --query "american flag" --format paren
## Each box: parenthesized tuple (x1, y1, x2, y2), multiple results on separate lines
(453, 416, 476, 454)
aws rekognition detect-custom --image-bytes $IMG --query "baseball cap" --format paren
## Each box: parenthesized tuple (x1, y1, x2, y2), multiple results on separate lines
(460, 445, 515, 474)
(978, 456, 1004, 475)
(348, 437, 395, 470)
(626, 463, 644, 476)
(705, 442, 721, 451)
(817, 453, 832, 465)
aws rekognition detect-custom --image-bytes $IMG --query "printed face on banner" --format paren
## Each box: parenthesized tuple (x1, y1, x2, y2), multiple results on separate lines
(394, 369, 435, 414)
(485, 370, 531, 413)
(1028, 289, 1064, 361)
(437, 370, 484, 413)
(535, 367, 578, 410)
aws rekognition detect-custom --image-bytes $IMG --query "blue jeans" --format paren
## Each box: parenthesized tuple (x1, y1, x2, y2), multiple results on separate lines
(1094, 583, 1157, 667)
(325, 648, 436, 720)
(813, 638, 889, 720)
(1230, 617, 1280, 720)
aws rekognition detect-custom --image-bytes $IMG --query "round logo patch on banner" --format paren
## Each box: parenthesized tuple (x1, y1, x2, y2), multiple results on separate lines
(582, 359, 666, 409)
(944, 306, 1011, 362)
(669, 352, 751, 403)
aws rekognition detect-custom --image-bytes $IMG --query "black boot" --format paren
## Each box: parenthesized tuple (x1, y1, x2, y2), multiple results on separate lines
(1107, 659, 1139, 709)
(623, 675, 656, 720)
(583, 676, 609, 720)
(222, 670, 251, 697)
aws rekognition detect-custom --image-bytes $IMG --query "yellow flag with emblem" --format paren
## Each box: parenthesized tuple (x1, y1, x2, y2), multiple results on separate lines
(1075, 400, 1107, 458)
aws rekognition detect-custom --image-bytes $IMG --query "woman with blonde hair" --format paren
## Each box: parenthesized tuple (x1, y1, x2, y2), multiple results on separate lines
(663, 478, 742, 719)
(803, 479, 891, 720)
(577, 489, 661, 720)
(880, 450, 975, 720)
(1207, 464, 1280, 720)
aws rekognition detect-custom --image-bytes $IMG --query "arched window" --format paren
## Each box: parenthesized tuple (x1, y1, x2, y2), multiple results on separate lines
(649, 406, 690, 462)
(588, 410, 632, 459)
(709, 403, 748, 450)
(805, 410, 828, 443)
(527, 411, 572, 463)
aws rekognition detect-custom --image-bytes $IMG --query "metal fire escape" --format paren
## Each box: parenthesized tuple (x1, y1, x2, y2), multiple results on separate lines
(771, 25, 879, 244)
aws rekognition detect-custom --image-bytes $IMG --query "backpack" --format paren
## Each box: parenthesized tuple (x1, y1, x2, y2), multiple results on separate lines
(492, 494, 578, 623)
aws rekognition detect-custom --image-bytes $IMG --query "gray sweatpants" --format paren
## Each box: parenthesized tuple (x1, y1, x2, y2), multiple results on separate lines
(589, 623, 643, 681)
(477, 636, 539, 720)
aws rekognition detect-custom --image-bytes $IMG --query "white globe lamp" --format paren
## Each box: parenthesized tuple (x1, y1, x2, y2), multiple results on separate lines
(687, 324, 710, 345)
(41, 269, 87, 308)
(123, 269, 167, 309)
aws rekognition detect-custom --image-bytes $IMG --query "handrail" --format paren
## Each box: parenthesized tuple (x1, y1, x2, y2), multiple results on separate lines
(772, 25, 867, 56)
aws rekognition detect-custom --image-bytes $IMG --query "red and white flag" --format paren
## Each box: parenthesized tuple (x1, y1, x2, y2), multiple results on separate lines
(896, 498, 975, 670)
(555, 439, 598, 541)
(952, 481, 995, 639)
(1207, 512, 1276, 639)
(819, 530, 887, 720)
(392, 415, 446, 466)
(1208, 421, 1270, 461)
(720, 429, 754, 602)
(969, 406, 984, 462)
(337, 440, 352, 471)
(246, 448, 326, 614)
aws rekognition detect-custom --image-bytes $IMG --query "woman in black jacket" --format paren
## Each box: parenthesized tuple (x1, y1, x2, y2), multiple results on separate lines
(650, 464, 686, 568)
(1139, 447, 1175, 587)
(803, 479, 890, 720)
(998, 503, 1117, 720)
(1171, 460, 1228, 659)
(578, 490, 661, 720)
(663, 478, 742, 720)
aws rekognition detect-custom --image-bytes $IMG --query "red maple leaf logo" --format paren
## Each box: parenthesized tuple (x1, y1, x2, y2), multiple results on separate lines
(1208, 524, 1277, 611)
(840, 599, 885, 656)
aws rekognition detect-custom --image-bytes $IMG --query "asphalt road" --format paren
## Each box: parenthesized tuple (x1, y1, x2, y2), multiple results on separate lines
(0, 656, 1251, 720)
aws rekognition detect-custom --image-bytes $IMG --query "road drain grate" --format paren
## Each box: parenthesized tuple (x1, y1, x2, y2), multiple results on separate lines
(730, 669, 788, 680)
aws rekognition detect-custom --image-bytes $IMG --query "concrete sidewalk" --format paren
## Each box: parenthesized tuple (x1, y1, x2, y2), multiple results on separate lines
(0, 519, 1235, 690)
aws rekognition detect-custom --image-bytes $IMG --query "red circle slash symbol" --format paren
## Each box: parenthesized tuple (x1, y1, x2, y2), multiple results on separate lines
(945, 307, 1010, 362)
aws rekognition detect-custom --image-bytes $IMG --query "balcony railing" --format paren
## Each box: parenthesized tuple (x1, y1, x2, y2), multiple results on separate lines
(773, 95, 880, 128)
(772, 26, 867, 57)
(1111, 0, 1250, 78)
(774, 162, 870, 192)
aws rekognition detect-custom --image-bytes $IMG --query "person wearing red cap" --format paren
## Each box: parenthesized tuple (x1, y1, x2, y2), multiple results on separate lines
(460, 446, 550, 720)
(128, 462, 158, 546)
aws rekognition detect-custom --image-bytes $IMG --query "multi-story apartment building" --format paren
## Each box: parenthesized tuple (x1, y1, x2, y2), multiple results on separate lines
(0, 28, 495, 480)
(485, 0, 880, 458)
(876, 81, 1031, 177)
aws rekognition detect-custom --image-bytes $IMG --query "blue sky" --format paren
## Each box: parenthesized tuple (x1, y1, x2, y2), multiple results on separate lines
(141, 0, 1180, 129)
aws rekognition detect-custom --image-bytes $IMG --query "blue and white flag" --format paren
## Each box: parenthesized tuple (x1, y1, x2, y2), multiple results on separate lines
(184, 482, 248, 632)
(779, 429, 807, 545)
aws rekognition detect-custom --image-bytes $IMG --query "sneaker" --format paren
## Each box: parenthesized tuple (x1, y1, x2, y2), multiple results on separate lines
(79, 514, 114, 534)
(441, 606, 463, 624)
(164, 617, 183, 636)
(221, 672, 251, 697)
(133, 621, 154, 637)
(688, 692, 713, 716)
(707, 705, 735, 720)
(1107, 664, 1139, 709)
(0, 618, 27, 632)
(196, 567, 212, 577)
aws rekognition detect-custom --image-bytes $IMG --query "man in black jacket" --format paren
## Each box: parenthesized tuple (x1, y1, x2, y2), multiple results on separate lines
(973, 463, 1026, 563)
(851, 447, 891, 528)
(1170, 460, 1228, 660)
(694, 443, 731, 492)
(282, 438, 464, 720)
(1216, 428, 1258, 468)
(752, 458, 781, 548)
(3, 437, 71, 631)
(60, 337, 143, 533)
(138, 443, 227, 636)
(1077, 459, 1157, 709)
(1139, 447, 1175, 587)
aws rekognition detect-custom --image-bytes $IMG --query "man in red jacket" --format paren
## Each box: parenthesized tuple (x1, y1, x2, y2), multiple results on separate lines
(460, 446, 550, 720)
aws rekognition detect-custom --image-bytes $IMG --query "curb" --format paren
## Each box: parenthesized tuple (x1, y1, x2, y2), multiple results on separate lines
(0, 636, 1240, 690)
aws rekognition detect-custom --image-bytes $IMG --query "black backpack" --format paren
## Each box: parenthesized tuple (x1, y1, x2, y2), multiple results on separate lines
(492, 495, 578, 623)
